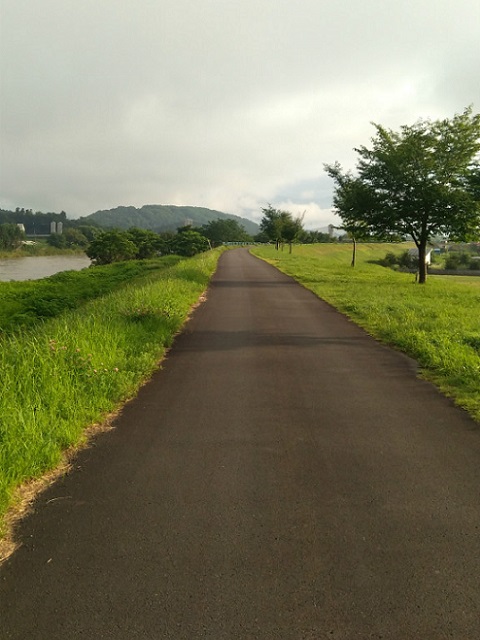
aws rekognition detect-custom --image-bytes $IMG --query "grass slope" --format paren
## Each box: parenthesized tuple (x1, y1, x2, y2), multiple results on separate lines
(251, 243, 480, 422)
(0, 256, 181, 333)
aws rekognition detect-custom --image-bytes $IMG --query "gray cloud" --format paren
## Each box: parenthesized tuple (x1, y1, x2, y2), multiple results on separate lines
(1, 0, 479, 228)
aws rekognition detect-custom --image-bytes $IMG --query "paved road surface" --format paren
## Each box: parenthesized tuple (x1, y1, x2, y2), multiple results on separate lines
(2, 248, 480, 639)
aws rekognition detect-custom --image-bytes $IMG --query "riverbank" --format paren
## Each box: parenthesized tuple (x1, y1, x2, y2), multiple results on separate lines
(0, 249, 223, 555)
(0, 242, 86, 260)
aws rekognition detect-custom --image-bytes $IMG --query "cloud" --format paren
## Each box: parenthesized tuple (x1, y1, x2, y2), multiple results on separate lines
(1, 0, 479, 222)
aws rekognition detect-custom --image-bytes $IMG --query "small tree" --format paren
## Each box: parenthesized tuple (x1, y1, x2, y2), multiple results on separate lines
(280, 211, 304, 254)
(0, 223, 25, 250)
(259, 205, 304, 251)
(325, 107, 480, 283)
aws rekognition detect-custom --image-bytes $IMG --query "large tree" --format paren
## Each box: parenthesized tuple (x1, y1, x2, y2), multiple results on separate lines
(171, 229, 210, 256)
(126, 227, 166, 259)
(325, 107, 480, 283)
(86, 231, 137, 265)
(199, 218, 251, 245)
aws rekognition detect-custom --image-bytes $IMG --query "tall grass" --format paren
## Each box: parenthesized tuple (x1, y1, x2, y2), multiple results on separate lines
(0, 250, 221, 530)
(251, 243, 480, 420)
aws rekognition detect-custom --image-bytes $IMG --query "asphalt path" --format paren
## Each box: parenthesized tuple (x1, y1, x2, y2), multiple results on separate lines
(2, 248, 480, 639)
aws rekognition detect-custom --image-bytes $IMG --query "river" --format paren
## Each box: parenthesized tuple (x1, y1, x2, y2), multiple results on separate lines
(0, 255, 92, 282)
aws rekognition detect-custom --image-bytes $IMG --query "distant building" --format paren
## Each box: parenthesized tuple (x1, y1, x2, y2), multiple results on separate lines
(408, 247, 432, 265)
(17, 223, 25, 233)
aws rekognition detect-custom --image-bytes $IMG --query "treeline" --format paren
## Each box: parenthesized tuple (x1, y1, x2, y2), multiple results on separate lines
(1, 206, 335, 260)
(0, 208, 71, 235)
(85, 227, 211, 264)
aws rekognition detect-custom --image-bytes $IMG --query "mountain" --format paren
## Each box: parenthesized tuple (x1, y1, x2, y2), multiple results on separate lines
(81, 205, 259, 235)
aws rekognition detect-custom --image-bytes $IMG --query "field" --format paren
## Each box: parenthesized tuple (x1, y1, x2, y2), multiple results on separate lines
(0, 250, 222, 545)
(251, 243, 480, 422)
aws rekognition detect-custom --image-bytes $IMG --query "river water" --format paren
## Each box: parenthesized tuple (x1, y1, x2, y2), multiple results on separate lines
(0, 255, 92, 282)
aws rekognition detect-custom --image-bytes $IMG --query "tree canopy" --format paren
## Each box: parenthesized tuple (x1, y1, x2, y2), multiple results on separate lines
(199, 218, 251, 244)
(325, 107, 480, 282)
(171, 229, 210, 256)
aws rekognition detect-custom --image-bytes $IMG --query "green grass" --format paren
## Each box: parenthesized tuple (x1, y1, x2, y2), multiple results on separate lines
(0, 250, 222, 533)
(251, 243, 480, 421)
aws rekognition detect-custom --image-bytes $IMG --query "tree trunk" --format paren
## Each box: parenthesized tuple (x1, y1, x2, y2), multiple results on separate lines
(351, 236, 357, 267)
(418, 242, 427, 284)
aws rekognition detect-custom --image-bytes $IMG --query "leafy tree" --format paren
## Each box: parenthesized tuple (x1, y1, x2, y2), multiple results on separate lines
(259, 205, 304, 251)
(176, 224, 195, 234)
(259, 205, 284, 249)
(199, 218, 251, 245)
(126, 227, 167, 259)
(47, 228, 89, 248)
(64, 228, 89, 248)
(47, 233, 67, 249)
(279, 211, 304, 253)
(171, 230, 210, 256)
(0, 223, 25, 250)
(325, 107, 480, 282)
(74, 225, 102, 242)
(86, 231, 137, 265)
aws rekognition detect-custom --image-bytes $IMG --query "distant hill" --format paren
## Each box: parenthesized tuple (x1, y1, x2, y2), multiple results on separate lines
(81, 205, 259, 236)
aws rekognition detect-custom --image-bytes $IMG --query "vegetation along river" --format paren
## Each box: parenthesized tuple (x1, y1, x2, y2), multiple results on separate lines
(0, 255, 91, 282)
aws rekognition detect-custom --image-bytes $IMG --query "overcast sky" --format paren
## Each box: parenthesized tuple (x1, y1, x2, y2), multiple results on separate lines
(1, 0, 479, 228)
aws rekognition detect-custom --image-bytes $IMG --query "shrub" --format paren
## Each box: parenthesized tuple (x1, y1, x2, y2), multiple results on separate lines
(445, 252, 472, 270)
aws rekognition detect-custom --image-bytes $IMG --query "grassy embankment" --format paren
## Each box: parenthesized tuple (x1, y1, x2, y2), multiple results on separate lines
(0, 250, 222, 540)
(251, 243, 480, 421)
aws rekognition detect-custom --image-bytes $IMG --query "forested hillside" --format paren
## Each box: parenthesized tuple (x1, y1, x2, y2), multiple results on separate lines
(81, 205, 259, 235)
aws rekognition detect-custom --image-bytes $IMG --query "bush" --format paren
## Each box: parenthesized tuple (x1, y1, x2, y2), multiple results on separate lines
(445, 252, 472, 270)
(382, 249, 417, 269)
(382, 251, 399, 267)
(171, 230, 210, 256)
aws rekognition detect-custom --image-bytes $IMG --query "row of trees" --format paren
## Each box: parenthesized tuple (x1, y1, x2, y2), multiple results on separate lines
(325, 106, 480, 283)
(258, 206, 305, 252)
(85, 227, 210, 265)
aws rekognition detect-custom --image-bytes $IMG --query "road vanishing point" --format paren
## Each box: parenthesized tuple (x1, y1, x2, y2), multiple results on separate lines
(1, 248, 480, 639)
